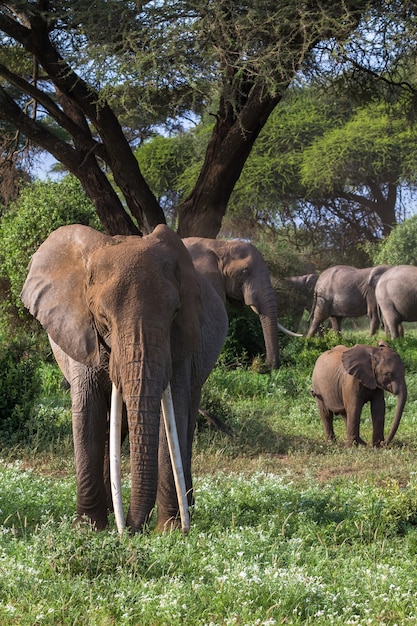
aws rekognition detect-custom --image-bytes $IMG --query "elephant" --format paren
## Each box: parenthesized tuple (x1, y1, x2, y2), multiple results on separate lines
(286, 273, 318, 300)
(306, 265, 391, 338)
(21, 224, 228, 533)
(286, 273, 319, 331)
(375, 265, 417, 338)
(311, 342, 407, 447)
(183, 237, 300, 370)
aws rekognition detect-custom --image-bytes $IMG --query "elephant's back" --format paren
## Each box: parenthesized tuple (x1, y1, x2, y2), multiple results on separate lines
(315, 266, 367, 317)
(376, 265, 417, 318)
(312, 346, 347, 414)
(312, 346, 346, 391)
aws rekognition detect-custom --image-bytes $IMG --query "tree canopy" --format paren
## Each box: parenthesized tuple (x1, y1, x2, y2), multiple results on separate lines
(0, 0, 400, 237)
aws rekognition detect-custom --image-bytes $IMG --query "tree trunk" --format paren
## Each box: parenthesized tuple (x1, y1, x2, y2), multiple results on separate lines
(0, 2, 374, 239)
(176, 86, 282, 238)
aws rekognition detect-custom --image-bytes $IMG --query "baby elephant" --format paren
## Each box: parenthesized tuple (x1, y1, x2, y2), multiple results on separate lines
(311, 342, 407, 447)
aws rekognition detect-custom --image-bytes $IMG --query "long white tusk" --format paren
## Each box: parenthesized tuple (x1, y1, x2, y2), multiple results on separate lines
(110, 383, 126, 534)
(277, 321, 303, 337)
(160, 383, 190, 534)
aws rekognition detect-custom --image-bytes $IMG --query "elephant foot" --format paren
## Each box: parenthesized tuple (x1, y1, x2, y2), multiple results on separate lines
(372, 439, 385, 448)
(156, 506, 192, 534)
(346, 437, 367, 447)
(156, 513, 183, 533)
(73, 513, 108, 531)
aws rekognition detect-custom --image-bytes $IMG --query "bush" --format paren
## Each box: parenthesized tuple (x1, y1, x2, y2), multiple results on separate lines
(218, 304, 265, 368)
(0, 175, 100, 316)
(369, 215, 417, 266)
(0, 329, 71, 448)
(0, 332, 43, 442)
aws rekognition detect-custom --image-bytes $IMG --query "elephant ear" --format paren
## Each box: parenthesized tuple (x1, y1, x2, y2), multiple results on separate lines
(152, 225, 203, 359)
(341, 344, 377, 389)
(21, 224, 111, 366)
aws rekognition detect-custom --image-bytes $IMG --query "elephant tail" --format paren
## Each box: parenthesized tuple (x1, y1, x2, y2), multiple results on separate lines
(311, 389, 323, 400)
(308, 291, 318, 323)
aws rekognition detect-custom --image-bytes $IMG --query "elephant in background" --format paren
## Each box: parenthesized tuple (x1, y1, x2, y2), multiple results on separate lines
(286, 274, 318, 331)
(375, 265, 417, 338)
(183, 237, 300, 370)
(21, 224, 228, 533)
(311, 342, 407, 447)
(307, 265, 391, 338)
(286, 273, 318, 300)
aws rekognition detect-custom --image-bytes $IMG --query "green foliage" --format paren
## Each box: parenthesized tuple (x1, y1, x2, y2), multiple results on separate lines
(135, 133, 196, 213)
(218, 304, 265, 369)
(0, 332, 41, 443)
(3, 461, 417, 623)
(0, 326, 71, 448)
(0, 176, 100, 315)
(369, 214, 417, 265)
(300, 104, 413, 192)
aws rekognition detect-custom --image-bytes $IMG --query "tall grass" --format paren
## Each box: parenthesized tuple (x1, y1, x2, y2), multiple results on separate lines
(1, 330, 417, 624)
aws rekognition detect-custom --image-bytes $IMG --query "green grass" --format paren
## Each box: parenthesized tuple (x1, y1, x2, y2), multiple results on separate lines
(2, 330, 417, 624)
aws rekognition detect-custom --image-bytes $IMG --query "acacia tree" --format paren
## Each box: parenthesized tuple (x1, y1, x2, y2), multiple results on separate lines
(0, 1, 396, 236)
(230, 93, 417, 239)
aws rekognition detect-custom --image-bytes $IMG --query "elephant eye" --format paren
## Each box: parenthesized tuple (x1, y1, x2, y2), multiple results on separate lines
(95, 307, 110, 332)
(172, 306, 180, 320)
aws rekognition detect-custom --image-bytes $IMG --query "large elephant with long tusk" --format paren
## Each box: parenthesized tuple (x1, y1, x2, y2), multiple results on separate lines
(21, 224, 228, 534)
(183, 237, 301, 370)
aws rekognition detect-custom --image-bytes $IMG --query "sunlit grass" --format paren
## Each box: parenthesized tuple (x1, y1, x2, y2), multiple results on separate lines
(2, 330, 417, 624)
(1, 465, 417, 625)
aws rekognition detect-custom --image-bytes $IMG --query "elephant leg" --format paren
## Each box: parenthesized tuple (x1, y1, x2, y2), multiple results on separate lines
(156, 360, 193, 532)
(71, 368, 111, 530)
(307, 316, 325, 338)
(381, 305, 401, 338)
(369, 313, 380, 336)
(329, 316, 342, 333)
(370, 393, 385, 447)
(345, 401, 367, 446)
(315, 398, 336, 442)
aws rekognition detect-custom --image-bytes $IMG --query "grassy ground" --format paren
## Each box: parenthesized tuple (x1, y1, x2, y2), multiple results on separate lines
(1, 330, 417, 625)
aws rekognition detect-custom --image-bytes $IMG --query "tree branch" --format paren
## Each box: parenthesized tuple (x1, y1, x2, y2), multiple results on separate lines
(0, 63, 109, 164)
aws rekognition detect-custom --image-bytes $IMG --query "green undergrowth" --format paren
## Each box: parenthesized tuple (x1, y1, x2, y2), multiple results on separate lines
(1, 465, 417, 625)
(2, 330, 417, 624)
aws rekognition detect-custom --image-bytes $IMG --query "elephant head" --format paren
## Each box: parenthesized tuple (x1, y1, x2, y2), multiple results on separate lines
(342, 341, 407, 446)
(21, 224, 203, 532)
(183, 237, 294, 369)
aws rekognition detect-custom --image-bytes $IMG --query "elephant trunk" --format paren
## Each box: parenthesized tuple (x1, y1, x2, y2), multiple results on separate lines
(245, 283, 280, 369)
(112, 339, 169, 533)
(384, 386, 408, 446)
(124, 391, 161, 531)
(259, 313, 280, 369)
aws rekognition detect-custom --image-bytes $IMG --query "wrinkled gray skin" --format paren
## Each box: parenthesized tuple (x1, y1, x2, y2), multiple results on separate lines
(307, 265, 391, 338)
(375, 265, 417, 338)
(183, 237, 281, 369)
(21, 224, 228, 533)
(311, 342, 407, 447)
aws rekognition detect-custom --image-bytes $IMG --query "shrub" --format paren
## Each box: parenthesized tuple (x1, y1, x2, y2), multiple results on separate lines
(0, 175, 100, 316)
(369, 214, 417, 266)
(218, 304, 265, 368)
(0, 330, 71, 447)
(0, 332, 42, 442)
